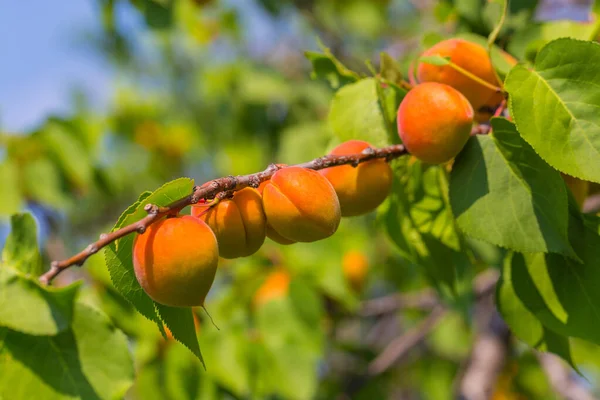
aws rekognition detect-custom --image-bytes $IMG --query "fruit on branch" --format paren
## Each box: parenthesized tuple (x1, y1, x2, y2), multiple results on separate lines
(132, 215, 219, 307)
(417, 38, 505, 115)
(561, 173, 589, 209)
(192, 187, 266, 258)
(397, 82, 474, 164)
(319, 140, 393, 216)
(342, 250, 369, 293)
(262, 167, 341, 242)
(253, 270, 291, 308)
(258, 180, 297, 245)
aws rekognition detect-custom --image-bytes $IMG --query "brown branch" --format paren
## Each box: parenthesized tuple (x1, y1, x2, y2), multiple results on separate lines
(364, 270, 500, 376)
(39, 144, 408, 285)
(538, 353, 598, 400)
(360, 269, 499, 316)
(458, 306, 510, 400)
(367, 305, 446, 375)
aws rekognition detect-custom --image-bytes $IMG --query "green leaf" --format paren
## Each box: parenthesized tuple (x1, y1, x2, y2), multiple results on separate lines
(508, 212, 600, 346)
(506, 38, 600, 183)
(0, 303, 134, 399)
(485, 0, 508, 46)
(0, 161, 22, 216)
(254, 297, 322, 400)
(0, 268, 80, 335)
(23, 158, 72, 210)
(42, 123, 93, 190)
(2, 213, 42, 275)
(304, 40, 359, 89)
(384, 163, 469, 303)
(104, 178, 205, 362)
(379, 52, 403, 84)
(497, 254, 579, 370)
(328, 78, 397, 147)
(419, 55, 451, 66)
(155, 305, 204, 368)
(450, 118, 576, 258)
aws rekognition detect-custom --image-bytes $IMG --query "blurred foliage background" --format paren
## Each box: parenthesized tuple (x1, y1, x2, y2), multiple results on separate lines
(2, 0, 600, 398)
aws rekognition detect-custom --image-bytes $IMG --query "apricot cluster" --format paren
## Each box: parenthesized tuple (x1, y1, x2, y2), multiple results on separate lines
(131, 140, 395, 307)
(130, 36, 518, 308)
(397, 38, 517, 164)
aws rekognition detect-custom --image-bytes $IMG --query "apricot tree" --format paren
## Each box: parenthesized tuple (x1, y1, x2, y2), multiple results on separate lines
(2, 1, 600, 399)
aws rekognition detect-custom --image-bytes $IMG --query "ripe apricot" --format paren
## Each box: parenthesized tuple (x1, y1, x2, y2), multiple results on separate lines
(417, 39, 502, 113)
(319, 140, 393, 216)
(262, 167, 341, 242)
(258, 180, 296, 245)
(342, 250, 369, 293)
(192, 187, 266, 258)
(132, 215, 218, 307)
(397, 82, 474, 164)
(253, 270, 291, 308)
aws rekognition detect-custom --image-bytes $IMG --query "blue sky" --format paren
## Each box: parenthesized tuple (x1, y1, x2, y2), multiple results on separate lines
(0, 1, 113, 132)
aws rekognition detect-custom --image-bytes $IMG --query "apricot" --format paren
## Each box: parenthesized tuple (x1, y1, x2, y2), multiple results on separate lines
(262, 167, 341, 242)
(319, 140, 393, 216)
(252, 270, 291, 308)
(342, 250, 369, 293)
(192, 187, 266, 258)
(397, 82, 474, 164)
(562, 173, 589, 209)
(258, 180, 296, 245)
(417, 39, 503, 113)
(132, 215, 218, 307)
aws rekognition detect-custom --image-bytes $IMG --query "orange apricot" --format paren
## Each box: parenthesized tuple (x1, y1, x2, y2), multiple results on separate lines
(397, 82, 474, 164)
(342, 250, 369, 293)
(192, 187, 266, 258)
(262, 167, 341, 242)
(258, 179, 296, 245)
(417, 38, 502, 113)
(252, 270, 291, 308)
(132, 215, 218, 307)
(319, 140, 393, 216)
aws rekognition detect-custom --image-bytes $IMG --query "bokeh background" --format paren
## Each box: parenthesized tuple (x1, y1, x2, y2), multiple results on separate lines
(2, 0, 600, 399)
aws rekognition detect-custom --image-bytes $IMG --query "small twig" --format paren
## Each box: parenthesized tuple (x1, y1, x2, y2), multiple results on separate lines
(583, 193, 600, 214)
(538, 352, 598, 400)
(367, 306, 446, 375)
(493, 99, 507, 118)
(40, 144, 408, 285)
(361, 269, 499, 316)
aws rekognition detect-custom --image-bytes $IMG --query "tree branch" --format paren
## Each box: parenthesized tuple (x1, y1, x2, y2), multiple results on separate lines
(458, 308, 510, 400)
(39, 144, 408, 285)
(367, 305, 446, 376)
(360, 269, 499, 316)
(538, 353, 598, 400)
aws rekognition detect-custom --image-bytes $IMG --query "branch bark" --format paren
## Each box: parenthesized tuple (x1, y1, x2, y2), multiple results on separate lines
(360, 269, 499, 316)
(458, 308, 510, 400)
(39, 144, 408, 285)
(538, 353, 598, 400)
(367, 305, 446, 376)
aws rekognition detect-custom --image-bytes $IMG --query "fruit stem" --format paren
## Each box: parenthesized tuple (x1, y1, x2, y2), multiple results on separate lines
(448, 62, 504, 94)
